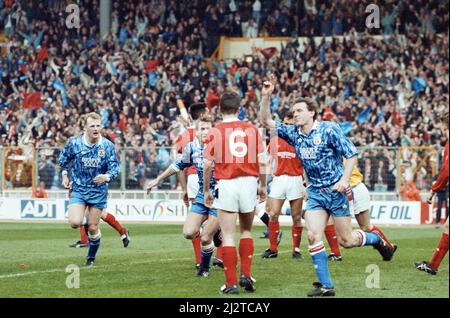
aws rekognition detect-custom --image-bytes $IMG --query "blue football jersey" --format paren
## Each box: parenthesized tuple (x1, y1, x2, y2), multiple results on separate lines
(171, 138, 216, 204)
(58, 134, 120, 188)
(275, 121, 358, 188)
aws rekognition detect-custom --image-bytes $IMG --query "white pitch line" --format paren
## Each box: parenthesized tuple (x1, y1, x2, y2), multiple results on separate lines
(0, 257, 192, 280)
(0, 249, 296, 280)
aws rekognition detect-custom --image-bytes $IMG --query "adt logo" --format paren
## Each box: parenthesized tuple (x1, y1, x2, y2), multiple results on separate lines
(21, 200, 57, 219)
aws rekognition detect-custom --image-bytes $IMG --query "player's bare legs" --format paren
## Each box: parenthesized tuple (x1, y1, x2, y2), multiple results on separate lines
(333, 215, 394, 261)
(183, 212, 207, 269)
(304, 210, 334, 292)
(355, 211, 372, 232)
(183, 212, 208, 240)
(68, 204, 87, 228)
(196, 214, 220, 276)
(290, 198, 304, 258)
(332, 216, 361, 248)
(85, 207, 103, 267)
(218, 209, 257, 292)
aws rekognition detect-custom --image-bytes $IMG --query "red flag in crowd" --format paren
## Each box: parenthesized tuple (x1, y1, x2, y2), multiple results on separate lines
(23, 92, 42, 109)
(260, 47, 278, 60)
(36, 46, 49, 62)
(206, 89, 220, 110)
(146, 59, 159, 73)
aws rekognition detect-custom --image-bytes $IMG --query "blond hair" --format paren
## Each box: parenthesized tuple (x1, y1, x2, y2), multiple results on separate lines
(85, 112, 101, 124)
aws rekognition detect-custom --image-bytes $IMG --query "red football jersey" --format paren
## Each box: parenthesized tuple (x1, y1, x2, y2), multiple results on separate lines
(432, 140, 449, 192)
(204, 118, 265, 180)
(175, 127, 197, 176)
(268, 136, 303, 177)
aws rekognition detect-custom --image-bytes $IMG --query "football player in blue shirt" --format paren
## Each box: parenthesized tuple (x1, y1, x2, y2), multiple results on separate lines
(258, 76, 394, 297)
(147, 114, 220, 277)
(59, 112, 120, 267)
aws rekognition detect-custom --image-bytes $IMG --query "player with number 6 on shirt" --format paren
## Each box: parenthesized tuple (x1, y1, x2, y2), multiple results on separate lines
(203, 91, 267, 294)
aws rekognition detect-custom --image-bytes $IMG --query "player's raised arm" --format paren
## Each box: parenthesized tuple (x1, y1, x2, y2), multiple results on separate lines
(258, 75, 276, 130)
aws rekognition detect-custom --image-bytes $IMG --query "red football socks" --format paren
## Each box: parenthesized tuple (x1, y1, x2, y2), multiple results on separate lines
(429, 232, 449, 271)
(292, 226, 303, 252)
(324, 224, 341, 256)
(103, 212, 126, 236)
(192, 236, 202, 265)
(268, 220, 280, 252)
(80, 225, 88, 244)
(223, 246, 238, 287)
(239, 238, 254, 278)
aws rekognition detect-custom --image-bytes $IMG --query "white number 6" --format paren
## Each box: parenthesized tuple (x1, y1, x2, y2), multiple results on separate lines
(229, 130, 247, 158)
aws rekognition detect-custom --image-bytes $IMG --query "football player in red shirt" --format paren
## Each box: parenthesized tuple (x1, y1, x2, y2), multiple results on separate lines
(415, 111, 449, 275)
(203, 91, 267, 294)
(261, 110, 306, 260)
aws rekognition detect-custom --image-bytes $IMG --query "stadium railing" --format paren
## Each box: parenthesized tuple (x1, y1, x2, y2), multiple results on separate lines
(0, 145, 443, 200)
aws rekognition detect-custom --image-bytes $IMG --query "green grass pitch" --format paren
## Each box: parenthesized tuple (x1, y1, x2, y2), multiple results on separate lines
(0, 222, 447, 298)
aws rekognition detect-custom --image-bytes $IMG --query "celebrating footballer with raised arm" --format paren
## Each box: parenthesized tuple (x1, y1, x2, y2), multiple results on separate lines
(258, 76, 394, 297)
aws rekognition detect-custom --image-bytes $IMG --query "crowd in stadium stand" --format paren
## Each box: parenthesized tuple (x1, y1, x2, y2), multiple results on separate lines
(0, 0, 448, 192)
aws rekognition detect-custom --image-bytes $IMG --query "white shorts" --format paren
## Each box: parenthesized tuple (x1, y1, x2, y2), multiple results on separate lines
(269, 175, 306, 201)
(187, 174, 199, 199)
(352, 182, 371, 215)
(213, 176, 258, 213)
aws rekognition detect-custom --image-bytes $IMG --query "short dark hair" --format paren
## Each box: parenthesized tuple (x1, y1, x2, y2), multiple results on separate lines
(198, 113, 214, 124)
(189, 103, 207, 121)
(220, 91, 241, 115)
(283, 110, 293, 121)
(292, 97, 319, 120)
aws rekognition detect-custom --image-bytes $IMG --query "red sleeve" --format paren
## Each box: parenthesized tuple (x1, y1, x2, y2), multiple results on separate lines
(267, 137, 274, 157)
(175, 136, 183, 154)
(432, 141, 449, 192)
(204, 128, 217, 162)
(256, 127, 265, 156)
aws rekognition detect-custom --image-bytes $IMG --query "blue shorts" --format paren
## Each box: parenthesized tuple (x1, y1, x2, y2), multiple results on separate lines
(191, 201, 218, 218)
(305, 186, 351, 217)
(69, 184, 108, 209)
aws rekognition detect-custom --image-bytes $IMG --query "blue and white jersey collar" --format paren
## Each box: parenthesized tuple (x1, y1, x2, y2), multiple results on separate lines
(298, 120, 320, 137)
(83, 133, 103, 147)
